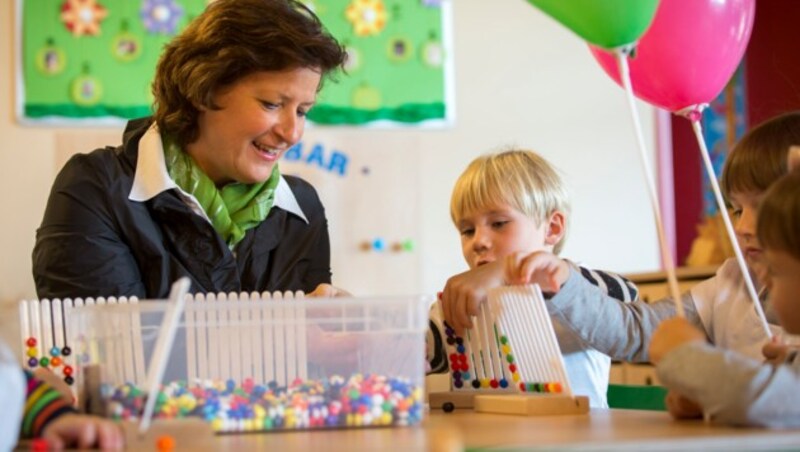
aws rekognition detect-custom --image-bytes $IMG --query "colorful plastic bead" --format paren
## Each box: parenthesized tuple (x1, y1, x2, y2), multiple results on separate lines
(156, 435, 176, 451)
(26, 337, 37, 347)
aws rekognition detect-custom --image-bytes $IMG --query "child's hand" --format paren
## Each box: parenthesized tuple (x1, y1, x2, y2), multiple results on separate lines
(41, 414, 124, 450)
(441, 261, 505, 335)
(504, 251, 569, 293)
(762, 336, 792, 365)
(33, 368, 73, 405)
(648, 317, 706, 364)
(664, 390, 703, 420)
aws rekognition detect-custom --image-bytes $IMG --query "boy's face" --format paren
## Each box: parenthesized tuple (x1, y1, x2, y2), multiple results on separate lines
(456, 203, 554, 269)
(729, 191, 767, 280)
(764, 249, 800, 334)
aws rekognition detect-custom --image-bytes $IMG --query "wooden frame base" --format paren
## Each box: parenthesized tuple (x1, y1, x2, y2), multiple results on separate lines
(428, 391, 477, 411)
(474, 394, 589, 416)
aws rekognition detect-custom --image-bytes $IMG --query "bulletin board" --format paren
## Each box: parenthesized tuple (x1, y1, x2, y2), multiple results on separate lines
(16, 0, 454, 126)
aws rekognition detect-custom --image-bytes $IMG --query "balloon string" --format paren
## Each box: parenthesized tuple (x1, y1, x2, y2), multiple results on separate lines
(615, 48, 685, 318)
(685, 116, 772, 338)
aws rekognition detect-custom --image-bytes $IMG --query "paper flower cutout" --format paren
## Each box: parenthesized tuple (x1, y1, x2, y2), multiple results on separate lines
(345, 0, 387, 37)
(60, 0, 108, 36)
(140, 0, 184, 35)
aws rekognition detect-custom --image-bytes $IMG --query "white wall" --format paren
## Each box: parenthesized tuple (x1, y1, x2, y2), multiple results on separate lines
(0, 0, 660, 307)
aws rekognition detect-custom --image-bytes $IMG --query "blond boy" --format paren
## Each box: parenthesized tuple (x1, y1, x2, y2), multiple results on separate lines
(432, 150, 638, 408)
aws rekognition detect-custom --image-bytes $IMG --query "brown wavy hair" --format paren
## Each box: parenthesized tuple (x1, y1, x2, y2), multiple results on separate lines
(152, 0, 346, 148)
(758, 171, 800, 260)
(721, 111, 800, 199)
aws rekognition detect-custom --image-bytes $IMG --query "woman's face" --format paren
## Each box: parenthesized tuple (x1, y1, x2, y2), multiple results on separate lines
(187, 67, 321, 186)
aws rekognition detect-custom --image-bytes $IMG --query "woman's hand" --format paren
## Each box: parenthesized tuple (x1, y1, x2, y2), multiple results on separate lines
(308, 283, 352, 298)
(648, 317, 706, 364)
(504, 251, 569, 293)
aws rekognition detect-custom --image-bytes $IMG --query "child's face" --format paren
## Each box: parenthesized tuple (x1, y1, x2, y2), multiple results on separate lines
(765, 249, 800, 334)
(456, 204, 551, 269)
(729, 191, 767, 278)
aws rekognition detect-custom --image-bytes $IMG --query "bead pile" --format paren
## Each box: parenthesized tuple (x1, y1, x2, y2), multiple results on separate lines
(105, 374, 424, 432)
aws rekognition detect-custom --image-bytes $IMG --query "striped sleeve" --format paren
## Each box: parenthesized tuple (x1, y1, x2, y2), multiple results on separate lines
(427, 307, 449, 374)
(579, 265, 639, 303)
(20, 371, 76, 438)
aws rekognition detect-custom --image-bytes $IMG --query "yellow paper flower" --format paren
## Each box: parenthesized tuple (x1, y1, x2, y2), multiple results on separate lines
(61, 0, 108, 36)
(345, 0, 387, 37)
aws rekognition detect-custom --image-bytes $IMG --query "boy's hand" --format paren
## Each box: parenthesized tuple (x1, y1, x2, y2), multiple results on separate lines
(648, 317, 706, 364)
(504, 251, 569, 293)
(664, 390, 703, 420)
(41, 414, 124, 450)
(763, 336, 793, 366)
(441, 261, 505, 335)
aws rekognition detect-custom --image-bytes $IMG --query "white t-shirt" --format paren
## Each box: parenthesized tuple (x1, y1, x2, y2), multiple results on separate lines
(691, 259, 783, 360)
(0, 339, 25, 452)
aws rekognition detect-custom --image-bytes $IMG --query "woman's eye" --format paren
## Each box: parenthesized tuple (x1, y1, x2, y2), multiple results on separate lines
(261, 101, 279, 110)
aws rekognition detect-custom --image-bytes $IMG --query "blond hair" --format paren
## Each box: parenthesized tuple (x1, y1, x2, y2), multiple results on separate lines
(757, 171, 800, 260)
(450, 149, 570, 254)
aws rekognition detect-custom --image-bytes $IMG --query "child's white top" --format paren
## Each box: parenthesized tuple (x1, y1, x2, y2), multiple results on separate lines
(691, 259, 783, 360)
(0, 339, 25, 452)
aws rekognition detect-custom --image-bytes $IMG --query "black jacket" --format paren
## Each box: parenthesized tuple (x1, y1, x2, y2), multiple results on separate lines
(32, 118, 331, 299)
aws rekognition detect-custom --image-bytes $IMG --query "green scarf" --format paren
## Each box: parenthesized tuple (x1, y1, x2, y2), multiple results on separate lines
(162, 134, 280, 249)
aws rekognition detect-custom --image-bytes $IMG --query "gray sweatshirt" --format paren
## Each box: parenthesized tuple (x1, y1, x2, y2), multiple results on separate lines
(658, 342, 800, 428)
(546, 265, 703, 362)
(546, 259, 782, 363)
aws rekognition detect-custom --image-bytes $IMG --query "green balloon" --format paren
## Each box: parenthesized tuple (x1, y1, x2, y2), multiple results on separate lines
(527, 0, 660, 49)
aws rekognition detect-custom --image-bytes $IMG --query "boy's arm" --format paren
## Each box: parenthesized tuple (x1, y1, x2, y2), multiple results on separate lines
(657, 342, 800, 428)
(547, 266, 705, 362)
(21, 370, 77, 439)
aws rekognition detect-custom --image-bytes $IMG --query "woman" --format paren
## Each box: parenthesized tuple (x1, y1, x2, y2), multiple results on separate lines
(33, 0, 347, 299)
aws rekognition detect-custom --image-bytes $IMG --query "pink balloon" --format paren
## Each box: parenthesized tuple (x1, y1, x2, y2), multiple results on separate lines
(590, 0, 755, 114)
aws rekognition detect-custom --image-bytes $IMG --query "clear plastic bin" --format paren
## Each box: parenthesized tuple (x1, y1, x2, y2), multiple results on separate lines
(69, 293, 430, 433)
